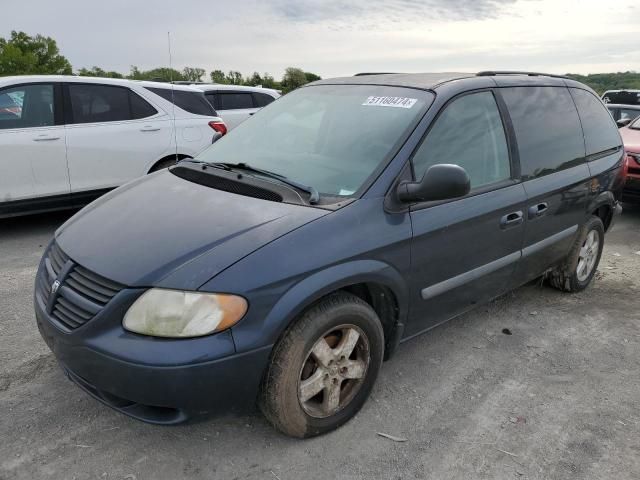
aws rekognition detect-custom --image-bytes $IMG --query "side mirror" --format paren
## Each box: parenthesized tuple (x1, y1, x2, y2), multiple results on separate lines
(617, 118, 632, 128)
(397, 164, 471, 203)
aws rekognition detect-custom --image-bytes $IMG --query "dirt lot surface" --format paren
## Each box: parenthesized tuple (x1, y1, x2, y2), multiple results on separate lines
(1, 206, 639, 480)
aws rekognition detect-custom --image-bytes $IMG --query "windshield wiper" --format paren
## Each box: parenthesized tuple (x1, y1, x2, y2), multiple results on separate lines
(210, 162, 320, 205)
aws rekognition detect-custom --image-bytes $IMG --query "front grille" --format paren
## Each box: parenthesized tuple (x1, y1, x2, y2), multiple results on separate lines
(37, 241, 124, 331)
(628, 167, 640, 175)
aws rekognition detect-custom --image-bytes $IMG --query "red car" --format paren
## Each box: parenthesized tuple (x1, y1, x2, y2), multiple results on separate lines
(620, 119, 640, 203)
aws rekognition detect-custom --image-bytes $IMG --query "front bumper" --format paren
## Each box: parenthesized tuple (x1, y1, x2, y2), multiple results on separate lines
(35, 288, 272, 424)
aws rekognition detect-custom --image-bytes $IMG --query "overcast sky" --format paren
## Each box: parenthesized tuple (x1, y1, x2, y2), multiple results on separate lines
(2, 0, 639, 78)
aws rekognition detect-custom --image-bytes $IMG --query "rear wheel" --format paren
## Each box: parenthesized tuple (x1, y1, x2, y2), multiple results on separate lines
(259, 293, 384, 438)
(548, 216, 604, 292)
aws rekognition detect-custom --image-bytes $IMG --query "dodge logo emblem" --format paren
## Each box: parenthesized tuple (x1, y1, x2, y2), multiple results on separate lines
(51, 280, 61, 295)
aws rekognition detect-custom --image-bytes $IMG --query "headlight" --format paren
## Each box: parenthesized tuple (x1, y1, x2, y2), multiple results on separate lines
(123, 289, 247, 338)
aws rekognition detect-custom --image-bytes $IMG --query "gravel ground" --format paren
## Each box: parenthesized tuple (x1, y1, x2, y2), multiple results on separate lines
(1, 206, 639, 480)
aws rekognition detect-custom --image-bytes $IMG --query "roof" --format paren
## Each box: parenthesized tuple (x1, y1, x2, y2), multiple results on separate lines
(193, 84, 281, 96)
(0, 75, 203, 92)
(310, 72, 474, 90)
(309, 71, 590, 91)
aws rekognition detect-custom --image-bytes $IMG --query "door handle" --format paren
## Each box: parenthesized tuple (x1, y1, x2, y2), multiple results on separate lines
(528, 202, 549, 219)
(500, 211, 524, 229)
(140, 126, 161, 132)
(33, 135, 60, 142)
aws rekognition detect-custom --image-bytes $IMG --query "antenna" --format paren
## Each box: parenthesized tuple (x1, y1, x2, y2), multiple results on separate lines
(167, 31, 179, 163)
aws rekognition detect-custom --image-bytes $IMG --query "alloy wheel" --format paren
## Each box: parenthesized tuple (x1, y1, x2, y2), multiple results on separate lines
(297, 325, 370, 418)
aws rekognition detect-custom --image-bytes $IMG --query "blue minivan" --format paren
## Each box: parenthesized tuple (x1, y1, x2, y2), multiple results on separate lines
(35, 72, 624, 437)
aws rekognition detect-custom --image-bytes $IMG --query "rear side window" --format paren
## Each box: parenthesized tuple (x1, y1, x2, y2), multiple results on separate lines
(0, 84, 54, 130)
(68, 84, 131, 124)
(570, 88, 621, 157)
(412, 91, 511, 189)
(501, 87, 584, 180)
(253, 92, 276, 107)
(146, 87, 216, 116)
(216, 92, 254, 110)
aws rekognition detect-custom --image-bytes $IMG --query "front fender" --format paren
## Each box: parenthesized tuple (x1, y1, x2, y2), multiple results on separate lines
(231, 259, 410, 355)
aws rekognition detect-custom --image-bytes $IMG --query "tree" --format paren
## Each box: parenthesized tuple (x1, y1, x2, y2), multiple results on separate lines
(245, 71, 264, 86)
(225, 70, 243, 85)
(128, 66, 185, 82)
(281, 67, 309, 93)
(261, 73, 279, 89)
(182, 67, 206, 82)
(0, 31, 72, 76)
(304, 71, 321, 83)
(210, 69, 227, 84)
(77, 66, 123, 78)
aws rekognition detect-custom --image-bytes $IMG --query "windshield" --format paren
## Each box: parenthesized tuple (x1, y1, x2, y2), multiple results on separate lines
(196, 84, 433, 198)
(630, 116, 640, 129)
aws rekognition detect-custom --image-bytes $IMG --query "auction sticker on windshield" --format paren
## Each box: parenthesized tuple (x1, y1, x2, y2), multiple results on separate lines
(362, 96, 417, 108)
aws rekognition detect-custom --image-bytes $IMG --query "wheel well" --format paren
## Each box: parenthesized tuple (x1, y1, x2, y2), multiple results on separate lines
(148, 154, 191, 173)
(593, 205, 613, 231)
(340, 283, 400, 360)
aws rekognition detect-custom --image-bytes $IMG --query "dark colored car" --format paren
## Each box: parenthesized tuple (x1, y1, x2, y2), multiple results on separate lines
(606, 103, 640, 128)
(602, 89, 640, 106)
(35, 71, 624, 437)
(619, 119, 640, 203)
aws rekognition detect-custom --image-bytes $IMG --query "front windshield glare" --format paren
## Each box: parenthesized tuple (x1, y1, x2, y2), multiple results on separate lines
(197, 84, 433, 198)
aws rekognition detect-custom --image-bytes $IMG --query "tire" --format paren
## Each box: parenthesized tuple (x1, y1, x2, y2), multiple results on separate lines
(259, 292, 384, 438)
(548, 216, 605, 292)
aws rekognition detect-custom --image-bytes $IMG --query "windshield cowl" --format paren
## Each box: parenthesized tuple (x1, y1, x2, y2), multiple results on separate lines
(170, 162, 352, 209)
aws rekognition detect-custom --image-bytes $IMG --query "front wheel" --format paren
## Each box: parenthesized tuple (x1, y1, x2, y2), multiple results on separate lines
(548, 216, 605, 292)
(259, 293, 384, 438)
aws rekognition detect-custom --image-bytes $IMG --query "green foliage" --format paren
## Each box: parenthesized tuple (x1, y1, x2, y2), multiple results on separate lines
(281, 67, 309, 93)
(210, 69, 227, 84)
(128, 66, 186, 82)
(182, 67, 206, 82)
(0, 31, 72, 76)
(77, 66, 123, 78)
(245, 71, 264, 86)
(566, 72, 640, 95)
(0, 31, 320, 94)
(225, 71, 244, 85)
(304, 71, 322, 83)
(261, 73, 278, 89)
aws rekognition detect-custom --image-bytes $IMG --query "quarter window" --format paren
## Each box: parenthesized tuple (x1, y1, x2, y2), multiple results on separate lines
(501, 87, 584, 179)
(0, 84, 54, 130)
(146, 87, 216, 116)
(130, 92, 158, 119)
(570, 88, 622, 156)
(412, 91, 510, 189)
(253, 92, 276, 107)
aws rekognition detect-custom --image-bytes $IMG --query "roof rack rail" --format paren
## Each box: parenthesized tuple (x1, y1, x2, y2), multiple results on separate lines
(476, 71, 569, 80)
(354, 72, 399, 76)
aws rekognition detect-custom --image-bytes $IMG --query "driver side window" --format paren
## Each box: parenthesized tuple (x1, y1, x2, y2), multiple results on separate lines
(412, 91, 511, 189)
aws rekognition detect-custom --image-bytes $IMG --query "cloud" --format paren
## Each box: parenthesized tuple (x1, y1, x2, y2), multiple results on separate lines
(271, 0, 522, 23)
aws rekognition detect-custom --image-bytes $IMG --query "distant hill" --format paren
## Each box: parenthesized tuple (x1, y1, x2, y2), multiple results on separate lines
(566, 72, 640, 95)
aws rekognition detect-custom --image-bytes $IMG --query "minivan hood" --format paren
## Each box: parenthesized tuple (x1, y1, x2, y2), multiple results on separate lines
(56, 171, 328, 289)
